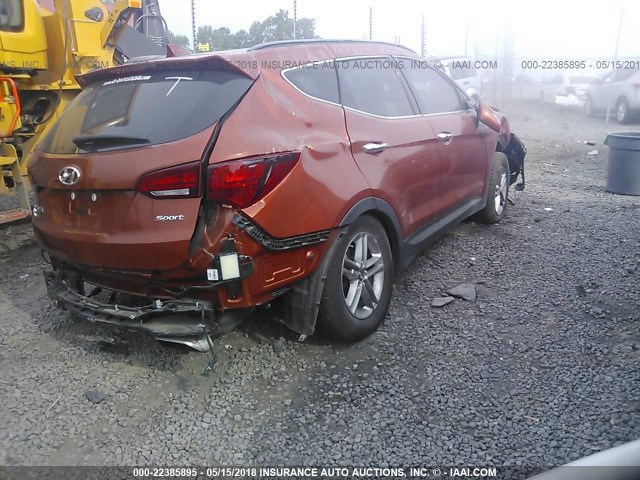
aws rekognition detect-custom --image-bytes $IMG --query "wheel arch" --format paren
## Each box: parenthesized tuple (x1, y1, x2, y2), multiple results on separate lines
(617, 95, 628, 105)
(340, 197, 403, 275)
(279, 197, 404, 339)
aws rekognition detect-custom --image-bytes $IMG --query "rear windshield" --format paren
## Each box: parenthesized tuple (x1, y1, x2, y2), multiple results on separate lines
(39, 68, 253, 154)
(569, 76, 598, 84)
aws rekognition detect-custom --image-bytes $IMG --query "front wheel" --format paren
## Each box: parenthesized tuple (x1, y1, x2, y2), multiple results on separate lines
(317, 215, 393, 342)
(584, 96, 595, 117)
(617, 98, 631, 124)
(475, 152, 510, 224)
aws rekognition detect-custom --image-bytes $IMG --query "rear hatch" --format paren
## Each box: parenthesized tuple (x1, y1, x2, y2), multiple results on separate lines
(30, 63, 254, 271)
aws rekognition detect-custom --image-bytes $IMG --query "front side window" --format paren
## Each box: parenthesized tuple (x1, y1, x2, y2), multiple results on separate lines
(337, 57, 415, 117)
(0, 0, 23, 31)
(401, 63, 464, 115)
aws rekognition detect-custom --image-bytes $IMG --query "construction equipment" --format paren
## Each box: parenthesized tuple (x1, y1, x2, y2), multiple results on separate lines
(0, 0, 169, 225)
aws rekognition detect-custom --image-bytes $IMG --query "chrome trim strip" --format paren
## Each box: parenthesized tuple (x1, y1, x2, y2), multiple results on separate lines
(280, 55, 468, 120)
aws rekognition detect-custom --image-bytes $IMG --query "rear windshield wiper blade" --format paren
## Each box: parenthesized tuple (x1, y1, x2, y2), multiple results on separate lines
(72, 134, 150, 150)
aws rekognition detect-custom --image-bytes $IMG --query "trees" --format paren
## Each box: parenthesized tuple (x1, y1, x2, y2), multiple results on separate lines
(249, 9, 317, 45)
(166, 30, 191, 48)
(194, 9, 317, 51)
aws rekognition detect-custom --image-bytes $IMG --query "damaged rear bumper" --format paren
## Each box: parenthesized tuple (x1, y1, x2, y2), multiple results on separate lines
(45, 271, 249, 352)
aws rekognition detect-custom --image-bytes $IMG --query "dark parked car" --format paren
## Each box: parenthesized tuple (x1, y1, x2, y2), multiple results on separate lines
(29, 40, 526, 351)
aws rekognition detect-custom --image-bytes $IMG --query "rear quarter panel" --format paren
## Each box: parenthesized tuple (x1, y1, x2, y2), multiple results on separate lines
(210, 68, 371, 238)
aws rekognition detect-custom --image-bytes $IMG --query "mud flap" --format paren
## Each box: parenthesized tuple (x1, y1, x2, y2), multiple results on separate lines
(501, 133, 527, 191)
(280, 227, 347, 337)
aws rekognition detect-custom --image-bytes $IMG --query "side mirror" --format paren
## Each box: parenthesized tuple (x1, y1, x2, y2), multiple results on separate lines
(477, 102, 502, 133)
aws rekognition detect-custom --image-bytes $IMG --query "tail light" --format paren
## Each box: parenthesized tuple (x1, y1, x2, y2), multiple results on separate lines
(137, 161, 201, 198)
(207, 152, 299, 209)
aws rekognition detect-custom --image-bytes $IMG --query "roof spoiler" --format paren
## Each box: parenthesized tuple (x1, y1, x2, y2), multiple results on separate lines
(75, 53, 259, 88)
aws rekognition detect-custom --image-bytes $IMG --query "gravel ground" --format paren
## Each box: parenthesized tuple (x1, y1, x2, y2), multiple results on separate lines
(0, 101, 639, 472)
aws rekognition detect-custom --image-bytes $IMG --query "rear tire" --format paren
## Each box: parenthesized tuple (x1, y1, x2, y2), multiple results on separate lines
(476, 152, 510, 224)
(317, 215, 393, 342)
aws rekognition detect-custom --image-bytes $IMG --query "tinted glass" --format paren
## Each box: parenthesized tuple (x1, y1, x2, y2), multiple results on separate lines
(569, 76, 598, 84)
(402, 64, 464, 115)
(283, 62, 339, 104)
(0, 0, 23, 31)
(337, 58, 414, 117)
(39, 68, 253, 154)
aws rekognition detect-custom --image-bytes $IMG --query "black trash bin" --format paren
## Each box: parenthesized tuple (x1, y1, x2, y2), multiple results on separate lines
(605, 132, 640, 196)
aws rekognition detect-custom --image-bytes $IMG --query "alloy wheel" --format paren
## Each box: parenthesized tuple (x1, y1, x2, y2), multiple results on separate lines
(494, 168, 508, 216)
(617, 102, 627, 123)
(342, 232, 385, 319)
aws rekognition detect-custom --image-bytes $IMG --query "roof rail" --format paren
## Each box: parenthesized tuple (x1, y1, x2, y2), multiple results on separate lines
(249, 39, 416, 53)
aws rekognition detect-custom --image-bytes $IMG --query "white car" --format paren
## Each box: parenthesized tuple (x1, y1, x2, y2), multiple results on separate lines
(585, 69, 640, 124)
(435, 57, 483, 99)
(539, 74, 598, 105)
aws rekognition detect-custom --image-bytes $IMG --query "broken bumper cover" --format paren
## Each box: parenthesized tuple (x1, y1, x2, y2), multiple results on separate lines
(44, 270, 220, 352)
(54, 285, 209, 336)
(44, 266, 253, 352)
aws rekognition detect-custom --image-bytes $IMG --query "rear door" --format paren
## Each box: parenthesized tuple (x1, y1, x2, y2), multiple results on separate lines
(30, 65, 254, 270)
(400, 60, 486, 210)
(337, 56, 444, 238)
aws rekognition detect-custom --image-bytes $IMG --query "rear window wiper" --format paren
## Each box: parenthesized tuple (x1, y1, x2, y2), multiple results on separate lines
(72, 134, 150, 151)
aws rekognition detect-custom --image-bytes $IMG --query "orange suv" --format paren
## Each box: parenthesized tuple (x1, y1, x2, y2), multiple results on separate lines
(29, 40, 526, 351)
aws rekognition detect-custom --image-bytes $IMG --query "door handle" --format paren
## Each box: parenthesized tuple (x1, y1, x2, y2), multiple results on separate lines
(362, 142, 389, 154)
(436, 132, 453, 143)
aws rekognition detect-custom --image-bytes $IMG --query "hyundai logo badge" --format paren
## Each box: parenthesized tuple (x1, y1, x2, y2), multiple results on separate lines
(59, 166, 81, 186)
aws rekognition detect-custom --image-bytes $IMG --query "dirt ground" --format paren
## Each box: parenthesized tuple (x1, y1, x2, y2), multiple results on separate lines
(0, 100, 639, 470)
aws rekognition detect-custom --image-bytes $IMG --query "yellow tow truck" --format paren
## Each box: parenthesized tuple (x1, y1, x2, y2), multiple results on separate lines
(0, 0, 169, 224)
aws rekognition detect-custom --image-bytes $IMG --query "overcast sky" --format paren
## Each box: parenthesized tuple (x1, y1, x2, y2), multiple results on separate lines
(160, 0, 640, 59)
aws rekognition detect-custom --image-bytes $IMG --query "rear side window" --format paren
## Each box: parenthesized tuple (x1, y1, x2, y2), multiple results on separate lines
(0, 0, 23, 31)
(39, 68, 253, 154)
(283, 62, 339, 104)
(402, 64, 464, 115)
(338, 58, 414, 117)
